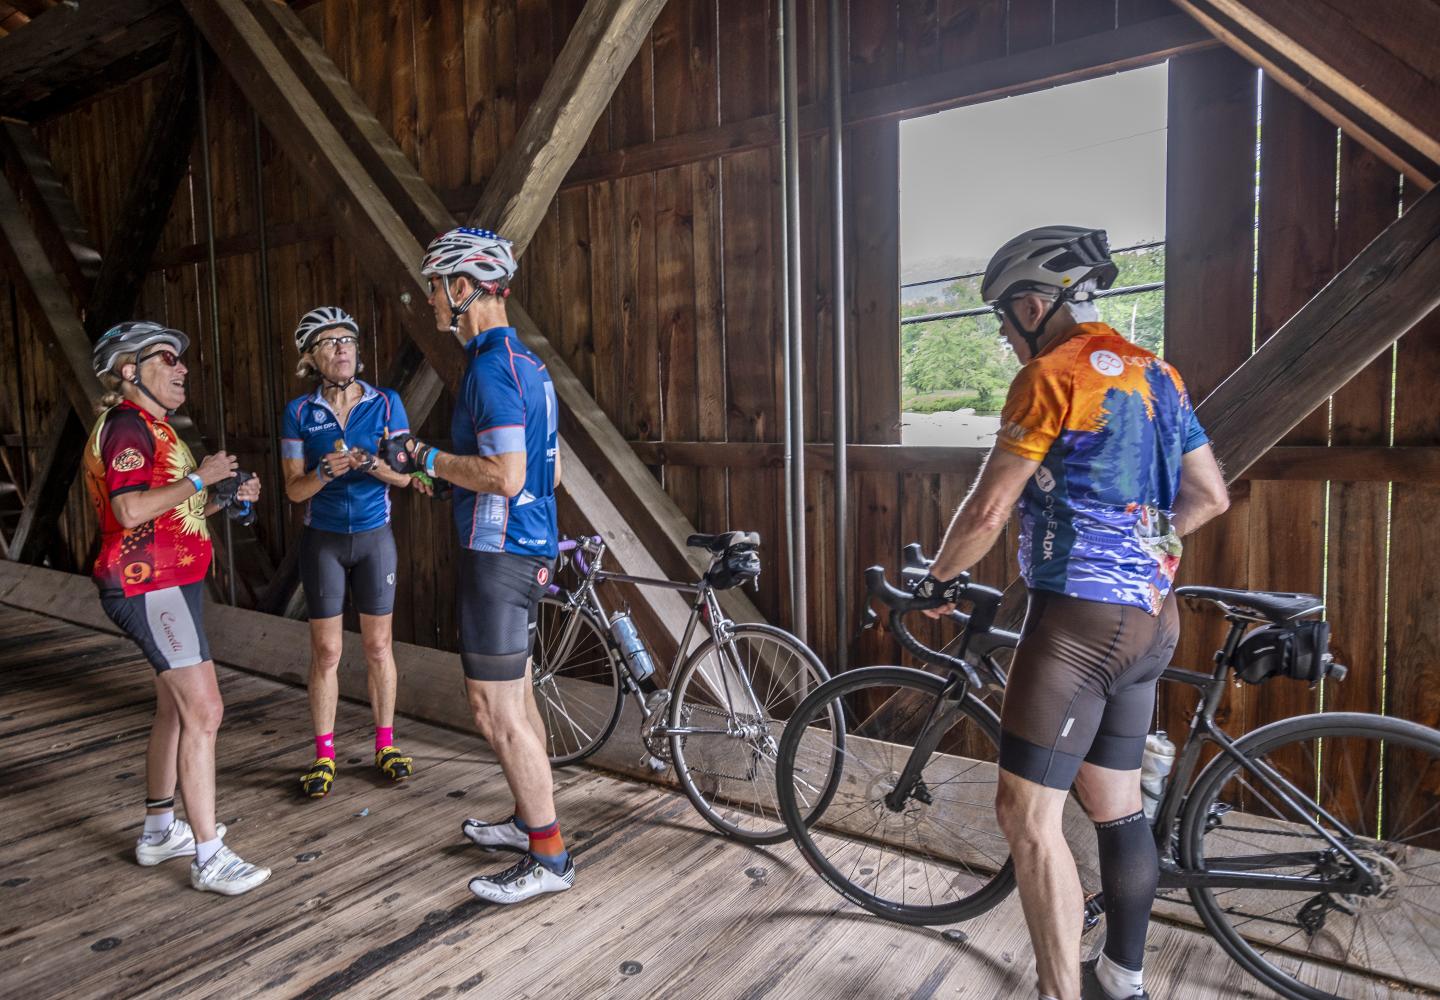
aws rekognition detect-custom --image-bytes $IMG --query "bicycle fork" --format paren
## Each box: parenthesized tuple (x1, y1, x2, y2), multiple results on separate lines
(883, 676, 972, 812)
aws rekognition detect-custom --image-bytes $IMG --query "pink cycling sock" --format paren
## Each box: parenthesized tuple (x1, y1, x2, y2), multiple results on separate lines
(376, 726, 393, 751)
(316, 732, 335, 760)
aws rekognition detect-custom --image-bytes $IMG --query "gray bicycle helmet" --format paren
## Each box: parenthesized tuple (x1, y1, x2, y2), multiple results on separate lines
(981, 226, 1119, 353)
(92, 320, 189, 378)
(294, 305, 359, 355)
(421, 227, 518, 336)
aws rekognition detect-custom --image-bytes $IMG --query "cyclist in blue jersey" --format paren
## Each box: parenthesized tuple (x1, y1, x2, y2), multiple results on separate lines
(910, 228, 1231, 1000)
(380, 227, 573, 906)
(282, 306, 420, 798)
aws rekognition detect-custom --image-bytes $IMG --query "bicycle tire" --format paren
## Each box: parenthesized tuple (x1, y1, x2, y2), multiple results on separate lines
(668, 623, 838, 845)
(776, 666, 1016, 925)
(532, 595, 625, 767)
(1180, 711, 1440, 999)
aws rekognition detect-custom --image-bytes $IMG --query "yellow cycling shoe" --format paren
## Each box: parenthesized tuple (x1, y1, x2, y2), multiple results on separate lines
(375, 745, 414, 782)
(300, 757, 336, 798)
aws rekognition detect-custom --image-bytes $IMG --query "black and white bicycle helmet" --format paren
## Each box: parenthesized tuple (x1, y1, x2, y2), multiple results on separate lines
(981, 226, 1119, 353)
(420, 227, 518, 335)
(92, 320, 189, 377)
(294, 306, 359, 355)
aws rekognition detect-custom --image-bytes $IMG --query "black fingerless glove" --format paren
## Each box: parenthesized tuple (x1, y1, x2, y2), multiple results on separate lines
(212, 471, 257, 526)
(911, 572, 966, 606)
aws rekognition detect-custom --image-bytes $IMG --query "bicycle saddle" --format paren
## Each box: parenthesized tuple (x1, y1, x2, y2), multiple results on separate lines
(686, 530, 760, 553)
(1173, 586, 1324, 624)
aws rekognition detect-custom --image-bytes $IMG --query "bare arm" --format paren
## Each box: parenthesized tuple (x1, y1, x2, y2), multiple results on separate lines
(283, 455, 334, 503)
(1171, 444, 1230, 537)
(434, 450, 525, 496)
(554, 447, 562, 489)
(111, 450, 237, 529)
(929, 446, 1039, 581)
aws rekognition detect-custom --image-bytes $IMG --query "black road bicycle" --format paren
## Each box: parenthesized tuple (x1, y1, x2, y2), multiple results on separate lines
(532, 531, 842, 845)
(775, 548, 1440, 1000)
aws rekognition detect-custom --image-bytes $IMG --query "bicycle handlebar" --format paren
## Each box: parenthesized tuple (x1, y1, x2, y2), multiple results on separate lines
(864, 564, 1001, 691)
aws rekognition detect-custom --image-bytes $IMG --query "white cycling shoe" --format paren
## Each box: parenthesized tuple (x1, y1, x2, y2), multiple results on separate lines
(461, 815, 529, 853)
(468, 854, 574, 905)
(190, 845, 271, 896)
(135, 820, 227, 866)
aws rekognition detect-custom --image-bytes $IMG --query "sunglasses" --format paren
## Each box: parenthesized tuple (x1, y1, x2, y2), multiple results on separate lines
(137, 348, 183, 367)
(313, 335, 359, 352)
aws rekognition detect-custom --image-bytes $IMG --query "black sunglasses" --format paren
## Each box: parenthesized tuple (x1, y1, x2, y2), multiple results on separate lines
(137, 348, 183, 367)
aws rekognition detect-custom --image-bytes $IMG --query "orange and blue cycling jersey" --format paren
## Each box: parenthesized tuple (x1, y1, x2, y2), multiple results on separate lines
(996, 322, 1208, 615)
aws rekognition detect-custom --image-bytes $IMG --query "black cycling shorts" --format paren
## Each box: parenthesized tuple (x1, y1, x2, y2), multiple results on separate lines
(300, 524, 398, 619)
(100, 581, 212, 674)
(999, 590, 1179, 790)
(457, 548, 553, 682)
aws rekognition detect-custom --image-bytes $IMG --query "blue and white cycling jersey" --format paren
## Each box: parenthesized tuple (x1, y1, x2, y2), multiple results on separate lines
(451, 326, 558, 558)
(281, 381, 410, 534)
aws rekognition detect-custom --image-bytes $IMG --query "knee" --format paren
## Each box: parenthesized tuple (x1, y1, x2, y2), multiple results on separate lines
(311, 640, 343, 672)
(362, 636, 392, 665)
(186, 695, 224, 735)
(995, 784, 1054, 852)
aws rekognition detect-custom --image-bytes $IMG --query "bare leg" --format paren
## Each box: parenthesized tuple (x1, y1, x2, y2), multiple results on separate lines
(307, 615, 344, 739)
(146, 678, 181, 815)
(359, 612, 397, 732)
(997, 770, 1082, 1000)
(467, 674, 556, 829)
(157, 662, 225, 843)
(521, 659, 546, 748)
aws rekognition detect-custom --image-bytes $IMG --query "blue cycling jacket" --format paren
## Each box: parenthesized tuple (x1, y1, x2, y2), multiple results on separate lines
(281, 381, 410, 533)
(450, 326, 559, 557)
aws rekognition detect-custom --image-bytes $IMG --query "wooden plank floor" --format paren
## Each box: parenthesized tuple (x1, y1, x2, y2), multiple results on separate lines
(0, 606, 1415, 1000)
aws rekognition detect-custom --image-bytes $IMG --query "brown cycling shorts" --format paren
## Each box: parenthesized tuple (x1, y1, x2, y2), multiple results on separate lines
(999, 589, 1179, 790)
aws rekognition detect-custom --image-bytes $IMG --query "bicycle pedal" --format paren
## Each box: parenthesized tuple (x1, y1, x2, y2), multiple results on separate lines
(641, 753, 668, 774)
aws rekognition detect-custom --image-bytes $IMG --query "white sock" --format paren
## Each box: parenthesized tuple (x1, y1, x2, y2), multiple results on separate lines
(141, 811, 174, 845)
(1097, 953, 1144, 997)
(1039, 994, 1062, 1000)
(195, 836, 223, 868)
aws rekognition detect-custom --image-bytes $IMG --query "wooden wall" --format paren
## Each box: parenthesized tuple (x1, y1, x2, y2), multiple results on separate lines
(1, 1, 1437, 745)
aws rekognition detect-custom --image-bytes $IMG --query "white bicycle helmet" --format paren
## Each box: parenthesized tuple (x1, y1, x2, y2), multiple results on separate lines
(420, 227, 518, 336)
(92, 320, 189, 377)
(294, 306, 359, 355)
(980, 226, 1118, 353)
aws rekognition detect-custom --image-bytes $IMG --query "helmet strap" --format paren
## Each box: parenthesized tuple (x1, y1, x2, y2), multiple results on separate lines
(441, 276, 489, 337)
(129, 368, 176, 417)
(1003, 290, 1075, 358)
(321, 375, 356, 394)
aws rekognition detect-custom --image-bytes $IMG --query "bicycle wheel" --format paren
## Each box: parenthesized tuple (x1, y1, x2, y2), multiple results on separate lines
(668, 623, 838, 845)
(776, 666, 1015, 925)
(532, 596, 624, 766)
(1180, 712, 1440, 999)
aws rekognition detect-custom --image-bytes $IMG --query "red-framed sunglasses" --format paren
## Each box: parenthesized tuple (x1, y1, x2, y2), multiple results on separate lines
(137, 348, 184, 368)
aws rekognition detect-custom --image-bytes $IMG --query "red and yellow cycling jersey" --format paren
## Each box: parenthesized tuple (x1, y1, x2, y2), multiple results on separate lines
(83, 402, 212, 596)
(996, 323, 1208, 614)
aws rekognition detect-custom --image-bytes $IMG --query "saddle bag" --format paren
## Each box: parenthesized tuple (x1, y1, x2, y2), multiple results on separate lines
(1233, 620, 1331, 685)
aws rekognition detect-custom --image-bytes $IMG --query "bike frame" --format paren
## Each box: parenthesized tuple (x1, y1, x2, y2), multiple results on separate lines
(543, 536, 772, 737)
(887, 603, 1382, 898)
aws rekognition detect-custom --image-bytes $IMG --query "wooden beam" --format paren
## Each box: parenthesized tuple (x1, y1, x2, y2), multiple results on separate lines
(561, 13, 1217, 190)
(467, 0, 670, 255)
(1200, 184, 1440, 476)
(627, 441, 1440, 484)
(83, 35, 199, 338)
(0, 122, 101, 302)
(6, 406, 83, 564)
(0, 172, 102, 417)
(1174, 0, 1439, 189)
(0, 0, 181, 121)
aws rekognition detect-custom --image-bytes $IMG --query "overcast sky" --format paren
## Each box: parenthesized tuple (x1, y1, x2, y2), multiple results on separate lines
(900, 63, 1170, 278)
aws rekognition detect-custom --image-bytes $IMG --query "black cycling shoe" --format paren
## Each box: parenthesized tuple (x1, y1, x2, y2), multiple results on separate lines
(1081, 958, 1149, 1000)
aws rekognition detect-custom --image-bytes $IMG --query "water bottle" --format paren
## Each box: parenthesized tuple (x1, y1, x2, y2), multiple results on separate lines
(1140, 731, 1175, 820)
(609, 612, 655, 683)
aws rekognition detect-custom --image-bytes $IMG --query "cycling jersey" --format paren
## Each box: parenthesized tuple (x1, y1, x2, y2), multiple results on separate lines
(83, 402, 212, 597)
(281, 381, 409, 534)
(450, 326, 559, 558)
(996, 322, 1208, 614)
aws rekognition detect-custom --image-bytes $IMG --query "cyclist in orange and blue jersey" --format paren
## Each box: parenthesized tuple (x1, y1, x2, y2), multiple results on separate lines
(908, 228, 1231, 1000)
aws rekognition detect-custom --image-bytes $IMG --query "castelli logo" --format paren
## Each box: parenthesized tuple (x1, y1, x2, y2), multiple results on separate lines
(111, 447, 144, 472)
(158, 610, 183, 652)
(536, 566, 549, 586)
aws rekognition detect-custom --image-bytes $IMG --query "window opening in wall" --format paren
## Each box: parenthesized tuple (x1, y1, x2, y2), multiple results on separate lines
(899, 63, 1169, 447)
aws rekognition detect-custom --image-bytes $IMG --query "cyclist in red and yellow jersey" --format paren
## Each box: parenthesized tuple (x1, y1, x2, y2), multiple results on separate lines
(86, 321, 271, 896)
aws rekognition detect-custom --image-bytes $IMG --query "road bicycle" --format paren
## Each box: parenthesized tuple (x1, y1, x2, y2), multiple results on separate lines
(775, 547, 1440, 1000)
(532, 530, 843, 845)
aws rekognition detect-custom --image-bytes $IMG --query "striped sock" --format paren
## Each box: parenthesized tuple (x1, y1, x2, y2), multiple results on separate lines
(316, 732, 335, 760)
(375, 726, 393, 752)
(524, 819, 568, 873)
